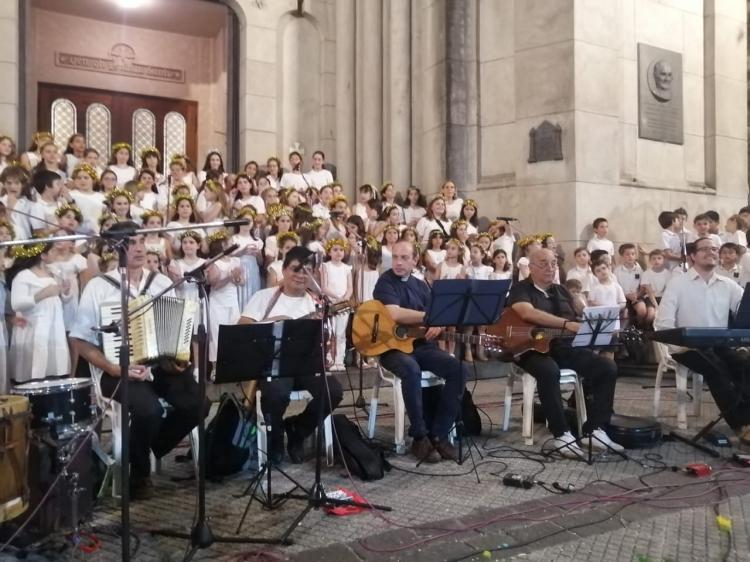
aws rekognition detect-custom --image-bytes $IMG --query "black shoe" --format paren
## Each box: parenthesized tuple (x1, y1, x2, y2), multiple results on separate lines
(431, 438, 457, 461)
(410, 436, 441, 463)
(284, 417, 305, 464)
(130, 476, 154, 501)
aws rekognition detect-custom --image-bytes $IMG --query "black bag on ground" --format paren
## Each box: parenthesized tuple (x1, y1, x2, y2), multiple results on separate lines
(205, 393, 254, 482)
(332, 414, 388, 481)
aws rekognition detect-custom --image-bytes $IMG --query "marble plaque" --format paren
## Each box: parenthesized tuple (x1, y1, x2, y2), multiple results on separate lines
(637, 44, 683, 145)
(527, 120, 563, 163)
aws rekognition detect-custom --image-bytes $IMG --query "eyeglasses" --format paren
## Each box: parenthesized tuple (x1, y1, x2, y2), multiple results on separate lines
(696, 246, 719, 253)
(531, 261, 558, 269)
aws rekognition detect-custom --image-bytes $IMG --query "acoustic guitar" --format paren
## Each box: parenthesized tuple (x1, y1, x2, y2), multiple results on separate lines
(485, 307, 640, 359)
(351, 300, 503, 356)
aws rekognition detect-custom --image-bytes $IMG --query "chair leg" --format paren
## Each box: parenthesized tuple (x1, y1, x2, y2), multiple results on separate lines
(367, 374, 382, 439)
(393, 379, 406, 454)
(256, 389, 267, 467)
(502, 372, 516, 431)
(189, 426, 200, 474)
(653, 363, 665, 418)
(693, 372, 703, 418)
(676, 367, 690, 430)
(324, 414, 334, 466)
(522, 374, 535, 446)
(573, 377, 588, 435)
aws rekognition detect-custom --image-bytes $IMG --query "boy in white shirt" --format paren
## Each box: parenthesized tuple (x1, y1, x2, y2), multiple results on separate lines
(614, 243, 652, 327)
(722, 214, 747, 247)
(716, 242, 742, 285)
(588, 260, 626, 359)
(566, 247, 596, 295)
(586, 217, 614, 256)
(689, 213, 722, 247)
(640, 249, 671, 305)
(657, 210, 685, 271)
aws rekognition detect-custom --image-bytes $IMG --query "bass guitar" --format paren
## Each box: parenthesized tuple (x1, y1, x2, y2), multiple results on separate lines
(352, 299, 504, 356)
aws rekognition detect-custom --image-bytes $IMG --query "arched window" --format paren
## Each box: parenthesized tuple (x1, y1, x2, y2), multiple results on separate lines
(51, 98, 77, 149)
(132, 109, 156, 169)
(163, 112, 187, 174)
(85, 103, 111, 167)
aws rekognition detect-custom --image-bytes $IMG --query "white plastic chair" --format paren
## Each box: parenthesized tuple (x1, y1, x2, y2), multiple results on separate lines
(653, 342, 703, 430)
(255, 389, 334, 467)
(367, 365, 456, 454)
(91, 372, 199, 497)
(502, 364, 587, 446)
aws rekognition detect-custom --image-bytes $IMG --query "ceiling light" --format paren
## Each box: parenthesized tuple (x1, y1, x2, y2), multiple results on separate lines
(113, 0, 150, 9)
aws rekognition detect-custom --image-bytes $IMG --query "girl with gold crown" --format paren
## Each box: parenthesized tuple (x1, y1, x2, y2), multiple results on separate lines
(232, 173, 266, 216)
(139, 147, 165, 188)
(106, 188, 134, 223)
(62, 133, 86, 177)
(32, 140, 66, 181)
(441, 179, 463, 221)
(205, 230, 244, 364)
(167, 195, 202, 252)
(231, 207, 263, 309)
(141, 210, 172, 264)
(99, 169, 118, 196)
(267, 231, 299, 287)
(19, 131, 53, 171)
(198, 150, 227, 185)
(1, 165, 33, 240)
(7, 243, 70, 383)
(199, 180, 230, 235)
(70, 163, 105, 233)
(320, 238, 353, 371)
(263, 203, 294, 268)
(108, 142, 137, 187)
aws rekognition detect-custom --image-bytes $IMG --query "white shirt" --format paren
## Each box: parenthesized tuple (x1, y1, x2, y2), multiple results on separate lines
(613, 263, 643, 296)
(279, 172, 309, 192)
(465, 264, 494, 280)
(687, 232, 722, 247)
(403, 206, 426, 226)
(492, 234, 515, 262)
(640, 268, 671, 298)
(658, 229, 684, 270)
(721, 230, 747, 247)
(655, 268, 743, 333)
(305, 168, 334, 189)
(29, 199, 60, 232)
(444, 198, 464, 221)
(587, 236, 614, 256)
(241, 287, 316, 321)
(566, 265, 596, 293)
(588, 280, 626, 307)
(71, 190, 106, 233)
(1, 196, 33, 240)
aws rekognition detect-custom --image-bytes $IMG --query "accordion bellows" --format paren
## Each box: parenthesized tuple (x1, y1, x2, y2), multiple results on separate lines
(101, 296, 198, 365)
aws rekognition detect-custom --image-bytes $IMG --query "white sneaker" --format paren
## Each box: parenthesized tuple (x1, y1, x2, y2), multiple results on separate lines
(549, 431, 585, 460)
(581, 428, 625, 453)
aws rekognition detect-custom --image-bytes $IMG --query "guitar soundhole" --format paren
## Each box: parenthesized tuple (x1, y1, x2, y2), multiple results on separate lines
(531, 327, 545, 341)
(395, 325, 409, 339)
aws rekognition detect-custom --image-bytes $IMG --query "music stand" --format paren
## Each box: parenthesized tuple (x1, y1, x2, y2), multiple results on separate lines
(215, 319, 390, 543)
(546, 306, 628, 464)
(425, 279, 510, 467)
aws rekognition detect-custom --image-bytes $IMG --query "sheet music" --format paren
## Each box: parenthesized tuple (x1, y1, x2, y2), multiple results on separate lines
(572, 305, 620, 347)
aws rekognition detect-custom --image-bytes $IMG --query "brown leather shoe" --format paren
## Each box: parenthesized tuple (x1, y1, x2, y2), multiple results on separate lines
(410, 436, 440, 463)
(432, 438, 457, 461)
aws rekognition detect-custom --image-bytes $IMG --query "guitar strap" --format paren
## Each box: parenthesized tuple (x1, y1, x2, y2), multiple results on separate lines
(261, 287, 284, 321)
(96, 270, 158, 297)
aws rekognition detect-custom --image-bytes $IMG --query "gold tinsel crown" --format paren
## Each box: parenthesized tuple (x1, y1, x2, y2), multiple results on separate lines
(170, 182, 191, 196)
(72, 162, 99, 182)
(173, 195, 195, 208)
(112, 142, 132, 153)
(140, 209, 163, 223)
(324, 237, 349, 253)
(267, 203, 291, 221)
(365, 236, 381, 252)
(207, 229, 230, 244)
(179, 229, 203, 242)
(12, 242, 47, 260)
(55, 203, 83, 222)
(277, 231, 300, 247)
(139, 146, 161, 159)
(106, 188, 134, 204)
(329, 194, 348, 209)
(236, 205, 257, 220)
(463, 199, 477, 209)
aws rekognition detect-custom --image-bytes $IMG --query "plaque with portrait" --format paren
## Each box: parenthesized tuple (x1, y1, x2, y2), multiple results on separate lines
(637, 44, 683, 145)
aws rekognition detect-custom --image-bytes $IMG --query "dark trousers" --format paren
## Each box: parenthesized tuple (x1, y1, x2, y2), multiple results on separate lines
(260, 374, 343, 450)
(100, 367, 209, 479)
(516, 345, 618, 437)
(672, 348, 750, 429)
(379, 341, 467, 440)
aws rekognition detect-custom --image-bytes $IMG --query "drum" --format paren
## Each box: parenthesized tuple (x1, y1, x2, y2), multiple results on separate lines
(0, 395, 30, 523)
(12, 378, 93, 433)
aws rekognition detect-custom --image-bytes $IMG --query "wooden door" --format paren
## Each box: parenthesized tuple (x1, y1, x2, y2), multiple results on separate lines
(37, 82, 198, 172)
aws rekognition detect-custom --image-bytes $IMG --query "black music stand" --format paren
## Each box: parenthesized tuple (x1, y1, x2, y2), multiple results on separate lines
(425, 279, 510, 468)
(215, 319, 390, 543)
(545, 307, 628, 464)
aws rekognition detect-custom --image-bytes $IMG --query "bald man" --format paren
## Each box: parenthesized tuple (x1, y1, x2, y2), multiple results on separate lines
(505, 249, 621, 459)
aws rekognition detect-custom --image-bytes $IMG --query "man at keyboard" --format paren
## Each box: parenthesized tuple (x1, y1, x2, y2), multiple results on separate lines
(71, 221, 208, 500)
(655, 236, 749, 443)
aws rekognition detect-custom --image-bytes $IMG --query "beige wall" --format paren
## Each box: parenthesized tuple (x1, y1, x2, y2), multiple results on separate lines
(0, 2, 19, 141)
(26, 7, 227, 162)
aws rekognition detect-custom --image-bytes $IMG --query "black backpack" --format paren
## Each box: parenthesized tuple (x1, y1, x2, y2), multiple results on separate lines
(332, 414, 389, 481)
(205, 393, 255, 482)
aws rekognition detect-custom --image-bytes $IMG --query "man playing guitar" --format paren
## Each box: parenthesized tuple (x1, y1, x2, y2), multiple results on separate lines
(372, 240, 468, 463)
(506, 248, 621, 458)
(239, 246, 343, 464)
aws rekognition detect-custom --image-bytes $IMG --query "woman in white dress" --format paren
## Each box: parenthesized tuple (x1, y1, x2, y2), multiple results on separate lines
(197, 151, 228, 185)
(62, 133, 86, 178)
(70, 163, 105, 233)
(416, 196, 452, 246)
(441, 180, 464, 221)
(107, 142, 137, 187)
(206, 231, 244, 363)
(8, 242, 70, 383)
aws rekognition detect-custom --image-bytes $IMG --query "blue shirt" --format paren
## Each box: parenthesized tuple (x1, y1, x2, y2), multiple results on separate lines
(373, 270, 431, 312)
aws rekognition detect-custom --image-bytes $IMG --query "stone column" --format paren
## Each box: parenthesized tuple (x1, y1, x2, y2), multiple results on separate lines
(445, 0, 478, 191)
(355, 0, 383, 186)
(0, 1, 20, 140)
(389, 0, 412, 190)
(335, 0, 356, 193)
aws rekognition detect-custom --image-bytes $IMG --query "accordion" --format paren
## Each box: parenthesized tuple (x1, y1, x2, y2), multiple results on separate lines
(100, 296, 198, 366)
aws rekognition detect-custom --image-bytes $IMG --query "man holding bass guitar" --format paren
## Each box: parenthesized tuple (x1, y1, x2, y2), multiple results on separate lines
(504, 248, 622, 459)
(372, 240, 468, 463)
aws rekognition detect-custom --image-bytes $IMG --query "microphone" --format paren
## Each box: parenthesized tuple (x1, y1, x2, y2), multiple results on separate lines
(496, 216, 518, 222)
(184, 243, 239, 279)
(291, 254, 316, 272)
(91, 322, 119, 334)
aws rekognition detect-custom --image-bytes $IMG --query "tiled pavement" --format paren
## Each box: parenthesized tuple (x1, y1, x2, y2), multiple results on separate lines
(4, 366, 750, 561)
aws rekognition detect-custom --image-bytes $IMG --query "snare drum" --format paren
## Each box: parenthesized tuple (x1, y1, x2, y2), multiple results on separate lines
(0, 395, 30, 523)
(12, 378, 93, 432)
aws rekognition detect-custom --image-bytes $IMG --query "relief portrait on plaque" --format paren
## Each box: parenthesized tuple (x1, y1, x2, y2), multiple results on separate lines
(637, 44, 683, 145)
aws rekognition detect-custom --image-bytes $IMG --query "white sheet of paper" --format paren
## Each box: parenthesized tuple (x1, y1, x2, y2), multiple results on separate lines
(572, 305, 621, 347)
